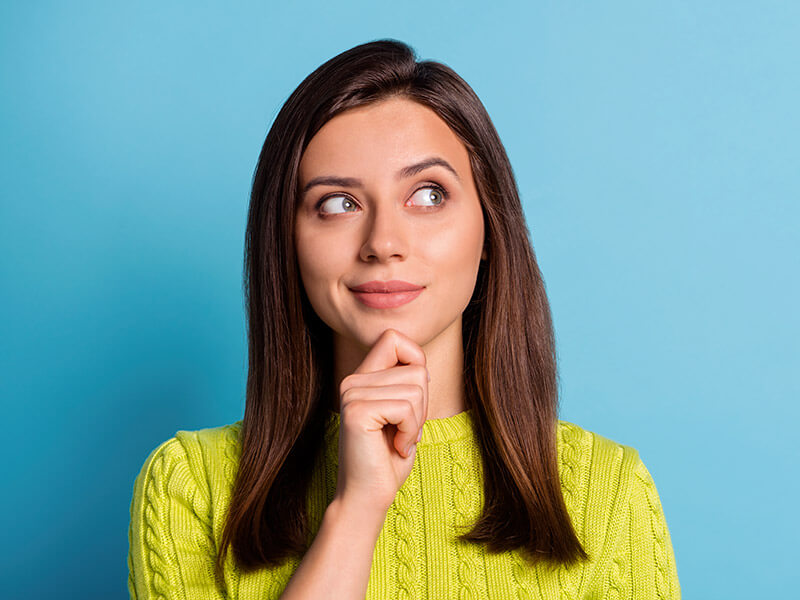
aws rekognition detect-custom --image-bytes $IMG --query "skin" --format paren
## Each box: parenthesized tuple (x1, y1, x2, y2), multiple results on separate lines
(295, 96, 486, 420)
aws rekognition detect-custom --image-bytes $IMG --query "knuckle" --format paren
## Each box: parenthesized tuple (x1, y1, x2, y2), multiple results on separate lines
(339, 374, 357, 394)
(340, 387, 358, 405)
(340, 399, 362, 420)
(400, 383, 423, 400)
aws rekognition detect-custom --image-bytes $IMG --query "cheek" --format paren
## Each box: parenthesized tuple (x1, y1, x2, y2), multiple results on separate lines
(295, 251, 336, 329)
(295, 230, 322, 296)
(425, 212, 484, 307)
(295, 231, 344, 304)
(431, 210, 484, 269)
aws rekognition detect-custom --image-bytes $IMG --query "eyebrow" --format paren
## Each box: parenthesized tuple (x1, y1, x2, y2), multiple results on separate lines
(301, 156, 461, 196)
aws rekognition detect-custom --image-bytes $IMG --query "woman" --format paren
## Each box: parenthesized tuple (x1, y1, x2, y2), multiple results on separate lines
(128, 39, 680, 599)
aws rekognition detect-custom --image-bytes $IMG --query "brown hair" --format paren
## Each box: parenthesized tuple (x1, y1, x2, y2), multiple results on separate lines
(215, 38, 587, 582)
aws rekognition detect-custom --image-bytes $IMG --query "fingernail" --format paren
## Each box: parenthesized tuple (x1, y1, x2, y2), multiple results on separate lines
(427, 370, 431, 382)
(416, 429, 423, 443)
(406, 443, 416, 456)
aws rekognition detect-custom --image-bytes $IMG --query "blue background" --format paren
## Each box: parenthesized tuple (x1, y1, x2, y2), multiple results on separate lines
(1, 1, 797, 597)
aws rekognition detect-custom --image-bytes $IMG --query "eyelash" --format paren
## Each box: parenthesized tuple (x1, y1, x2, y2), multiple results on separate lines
(314, 183, 450, 216)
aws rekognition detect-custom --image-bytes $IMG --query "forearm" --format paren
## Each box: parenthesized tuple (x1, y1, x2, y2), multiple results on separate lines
(279, 498, 386, 600)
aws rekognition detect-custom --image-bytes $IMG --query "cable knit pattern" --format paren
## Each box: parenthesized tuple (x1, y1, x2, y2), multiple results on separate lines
(129, 437, 221, 599)
(558, 421, 583, 515)
(141, 444, 174, 599)
(555, 421, 586, 599)
(450, 440, 482, 600)
(219, 424, 241, 490)
(128, 412, 681, 599)
(510, 550, 539, 600)
(392, 465, 417, 600)
(634, 460, 676, 599)
(607, 534, 629, 600)
(214, 424, 243, 598)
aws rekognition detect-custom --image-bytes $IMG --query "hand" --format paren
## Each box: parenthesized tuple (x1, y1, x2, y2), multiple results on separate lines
(333, 328, 430, 515)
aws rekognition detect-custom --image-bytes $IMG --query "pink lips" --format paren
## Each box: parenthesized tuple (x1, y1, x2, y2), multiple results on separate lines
(349, 280, 425, 309)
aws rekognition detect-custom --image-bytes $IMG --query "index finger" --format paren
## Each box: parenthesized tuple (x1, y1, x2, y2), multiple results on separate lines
(354, 328, 426, 375)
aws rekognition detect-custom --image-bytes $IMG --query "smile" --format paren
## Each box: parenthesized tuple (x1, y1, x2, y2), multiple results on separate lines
(350, 289, 424, 309)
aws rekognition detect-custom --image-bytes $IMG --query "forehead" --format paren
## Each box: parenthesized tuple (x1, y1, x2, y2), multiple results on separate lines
(298, 97, 470, 183)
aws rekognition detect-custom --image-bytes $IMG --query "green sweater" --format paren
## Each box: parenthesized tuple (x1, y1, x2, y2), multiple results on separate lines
(128, 409, 681, 599)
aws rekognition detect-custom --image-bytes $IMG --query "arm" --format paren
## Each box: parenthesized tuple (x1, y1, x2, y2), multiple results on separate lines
(608, 456, 681, 599)
(128, 437, 225, 599)
(279, 498, 387, 600)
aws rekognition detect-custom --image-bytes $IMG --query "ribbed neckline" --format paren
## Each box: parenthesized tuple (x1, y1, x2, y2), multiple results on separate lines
(325, 408, 475, 444)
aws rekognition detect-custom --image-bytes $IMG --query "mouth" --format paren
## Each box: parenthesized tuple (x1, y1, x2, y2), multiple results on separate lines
(349, 279, 424, 293)
(349, 288, 425, 309)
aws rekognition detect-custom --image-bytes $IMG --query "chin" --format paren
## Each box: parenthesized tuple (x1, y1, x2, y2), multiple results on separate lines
(340, 319, 429, 349)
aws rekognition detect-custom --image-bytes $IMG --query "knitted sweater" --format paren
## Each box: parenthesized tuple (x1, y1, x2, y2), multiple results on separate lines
(128, 409, 681, 599)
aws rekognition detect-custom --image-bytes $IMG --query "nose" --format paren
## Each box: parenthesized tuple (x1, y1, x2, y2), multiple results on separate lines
(359, 201, 409, 263)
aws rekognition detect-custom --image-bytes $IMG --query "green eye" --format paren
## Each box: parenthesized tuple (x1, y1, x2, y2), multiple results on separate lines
(318, 195, 359, 215)
(315, 183, 449, 216)
(412, 186, 447, 207)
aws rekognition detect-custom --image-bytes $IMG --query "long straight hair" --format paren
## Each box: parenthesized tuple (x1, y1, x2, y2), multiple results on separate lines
(215, 38, 587, 582)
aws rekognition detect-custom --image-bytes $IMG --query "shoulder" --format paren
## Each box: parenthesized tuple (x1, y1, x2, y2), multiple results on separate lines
(555, 419, 648, 538)
(556, 419, 643, 486)
(556, 421, 680, 596)
(173, 420, 243, 479)
(132, 420, 243, 507)
(137, 420, 243, 469)
(128, 423, 244, 593)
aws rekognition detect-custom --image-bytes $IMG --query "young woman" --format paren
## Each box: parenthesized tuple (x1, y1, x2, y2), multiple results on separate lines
(128, 39, 681, 599)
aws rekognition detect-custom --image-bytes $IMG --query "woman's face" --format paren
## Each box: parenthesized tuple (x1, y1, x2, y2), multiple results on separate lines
(295, 96, 486, 352)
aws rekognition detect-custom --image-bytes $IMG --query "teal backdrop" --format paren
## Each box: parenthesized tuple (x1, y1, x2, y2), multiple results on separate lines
(1, 1, 797, 597)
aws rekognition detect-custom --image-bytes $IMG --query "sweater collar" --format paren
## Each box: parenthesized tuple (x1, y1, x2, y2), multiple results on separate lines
(324, 408, 475, 444)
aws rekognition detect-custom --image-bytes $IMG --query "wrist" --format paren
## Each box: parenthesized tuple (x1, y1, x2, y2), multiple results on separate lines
(327, 496, 389, 534)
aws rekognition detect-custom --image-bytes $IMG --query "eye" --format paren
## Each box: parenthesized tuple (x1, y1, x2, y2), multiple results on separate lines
(408, 185, 448, 208)
(318, 195, 360, 215)
(315, 183, 449, 216)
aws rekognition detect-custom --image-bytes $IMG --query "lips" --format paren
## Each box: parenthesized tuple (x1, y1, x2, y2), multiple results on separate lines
(348, 280, 424, 293)
(348, 280, 425, 309)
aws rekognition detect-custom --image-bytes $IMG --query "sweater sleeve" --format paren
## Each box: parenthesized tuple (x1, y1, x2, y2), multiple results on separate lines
(128, 435, 226, 599)
(608, 455, 681, 599)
